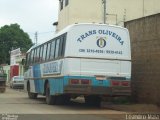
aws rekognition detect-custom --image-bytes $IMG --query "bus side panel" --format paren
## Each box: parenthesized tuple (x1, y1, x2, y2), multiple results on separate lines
(49, 77, 64, 95)
(33, 64, 44, 94)
(24, 66, 37, 93)
(34, 79, 45, 94)
(29, 80, 36, 93)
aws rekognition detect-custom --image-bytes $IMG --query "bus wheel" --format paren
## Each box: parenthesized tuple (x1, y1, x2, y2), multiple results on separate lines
(27, 82, 38, 99)
(85, 95, 101, 107)
(46, 83, 56, 105)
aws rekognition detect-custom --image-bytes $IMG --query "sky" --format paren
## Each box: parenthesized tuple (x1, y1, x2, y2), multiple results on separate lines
(0, 0, 59, 44)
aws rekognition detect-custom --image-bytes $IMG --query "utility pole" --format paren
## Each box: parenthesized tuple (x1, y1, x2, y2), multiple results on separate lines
(102, 0, 106, 24)
(35, 31, 38, 45)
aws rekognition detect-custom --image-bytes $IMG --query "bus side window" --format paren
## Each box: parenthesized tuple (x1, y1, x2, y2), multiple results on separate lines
(42, 44, 47, 62)
(59, 35, 66, 57)
(26, 53, 29, 65)
(55, 39, 60, 59)
(39, 45, 43, 62)
(58, 37, 63, 57)
(28, 52, 31, 65)
(30, 50, 35, 64)
(36, 47, 40, 63)
(46, 42, 51, 61)
(50, 40, 56, 60)
(33, 48, 37, 63)
(25, 53, 28, 65)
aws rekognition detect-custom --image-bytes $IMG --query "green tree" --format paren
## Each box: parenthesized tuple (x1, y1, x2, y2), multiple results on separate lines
(0, 23, 33, 64)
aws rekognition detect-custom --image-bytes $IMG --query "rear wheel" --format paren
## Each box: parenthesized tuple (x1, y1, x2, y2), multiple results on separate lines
(27, 82, 38, 99)
(46, 83, 56, 105)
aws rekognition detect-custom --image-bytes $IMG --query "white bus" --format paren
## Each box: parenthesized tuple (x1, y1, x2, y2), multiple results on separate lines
(24, 23, 131, 106)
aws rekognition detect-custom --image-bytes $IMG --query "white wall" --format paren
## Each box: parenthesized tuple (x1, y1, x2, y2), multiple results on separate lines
(107, 0, 160, 26)
(57, 0, 103, 31)
(56, 0, 160, 31)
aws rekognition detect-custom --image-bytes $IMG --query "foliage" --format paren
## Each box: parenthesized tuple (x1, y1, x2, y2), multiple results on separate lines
(0, 23, 33, 64)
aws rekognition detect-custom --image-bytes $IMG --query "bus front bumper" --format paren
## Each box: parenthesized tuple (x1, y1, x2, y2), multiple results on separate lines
(64, 85, 131, 96)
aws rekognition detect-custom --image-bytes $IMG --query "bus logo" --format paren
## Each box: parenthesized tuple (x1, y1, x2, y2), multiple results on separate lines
(97, 37, 106, 48)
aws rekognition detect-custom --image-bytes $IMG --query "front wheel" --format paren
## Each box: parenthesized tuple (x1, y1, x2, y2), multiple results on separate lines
(27, 82, 38, 99)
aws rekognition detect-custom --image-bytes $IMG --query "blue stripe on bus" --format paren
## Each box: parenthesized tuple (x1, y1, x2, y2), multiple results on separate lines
(50, 76, 110, 95)
(64, 76, 110, 87)
(32, 76, 111, 95)
(33, 64, 43, 93)
(49, 77, 64, 95)
(32, 65, 110, 95)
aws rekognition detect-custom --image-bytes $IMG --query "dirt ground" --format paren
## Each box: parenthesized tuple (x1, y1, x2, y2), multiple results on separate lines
(101, 102, 160, 113)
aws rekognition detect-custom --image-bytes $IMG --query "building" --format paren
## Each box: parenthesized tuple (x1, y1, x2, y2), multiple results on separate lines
(125, 13, 160, 105)
(54, 0, 160, 105)
(10, 48, 25, 80)
(2, 48, 25, 84)
(55, 0, 160, 31)
(55, 0, 103, 32)
(2, 65, 10, 83)
(106, 0, 160, 26)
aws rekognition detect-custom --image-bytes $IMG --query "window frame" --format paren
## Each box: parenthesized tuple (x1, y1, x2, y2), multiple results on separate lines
(54, 38, 60, 59)
(26, 53, 30, 66)
(42, 44, 47, 62)
(59, 35, 66, 57)
(46, 42, 51, 61)
(33, 48, 37, 63)
(35, 47, 40, 63)
(25, 33, 67, 65)
(39, 45, 44, 62)
(50, 40, 56, 60)
(30, 50, 35, 64)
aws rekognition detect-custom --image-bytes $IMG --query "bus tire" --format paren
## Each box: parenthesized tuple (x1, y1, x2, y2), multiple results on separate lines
(27, 82, 38, 99)
(46, 83, 56, 105)
(85, 95, 101, 107)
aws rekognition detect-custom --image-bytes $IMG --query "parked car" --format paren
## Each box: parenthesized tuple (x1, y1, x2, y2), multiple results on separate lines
(10, 76, 24, 89)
